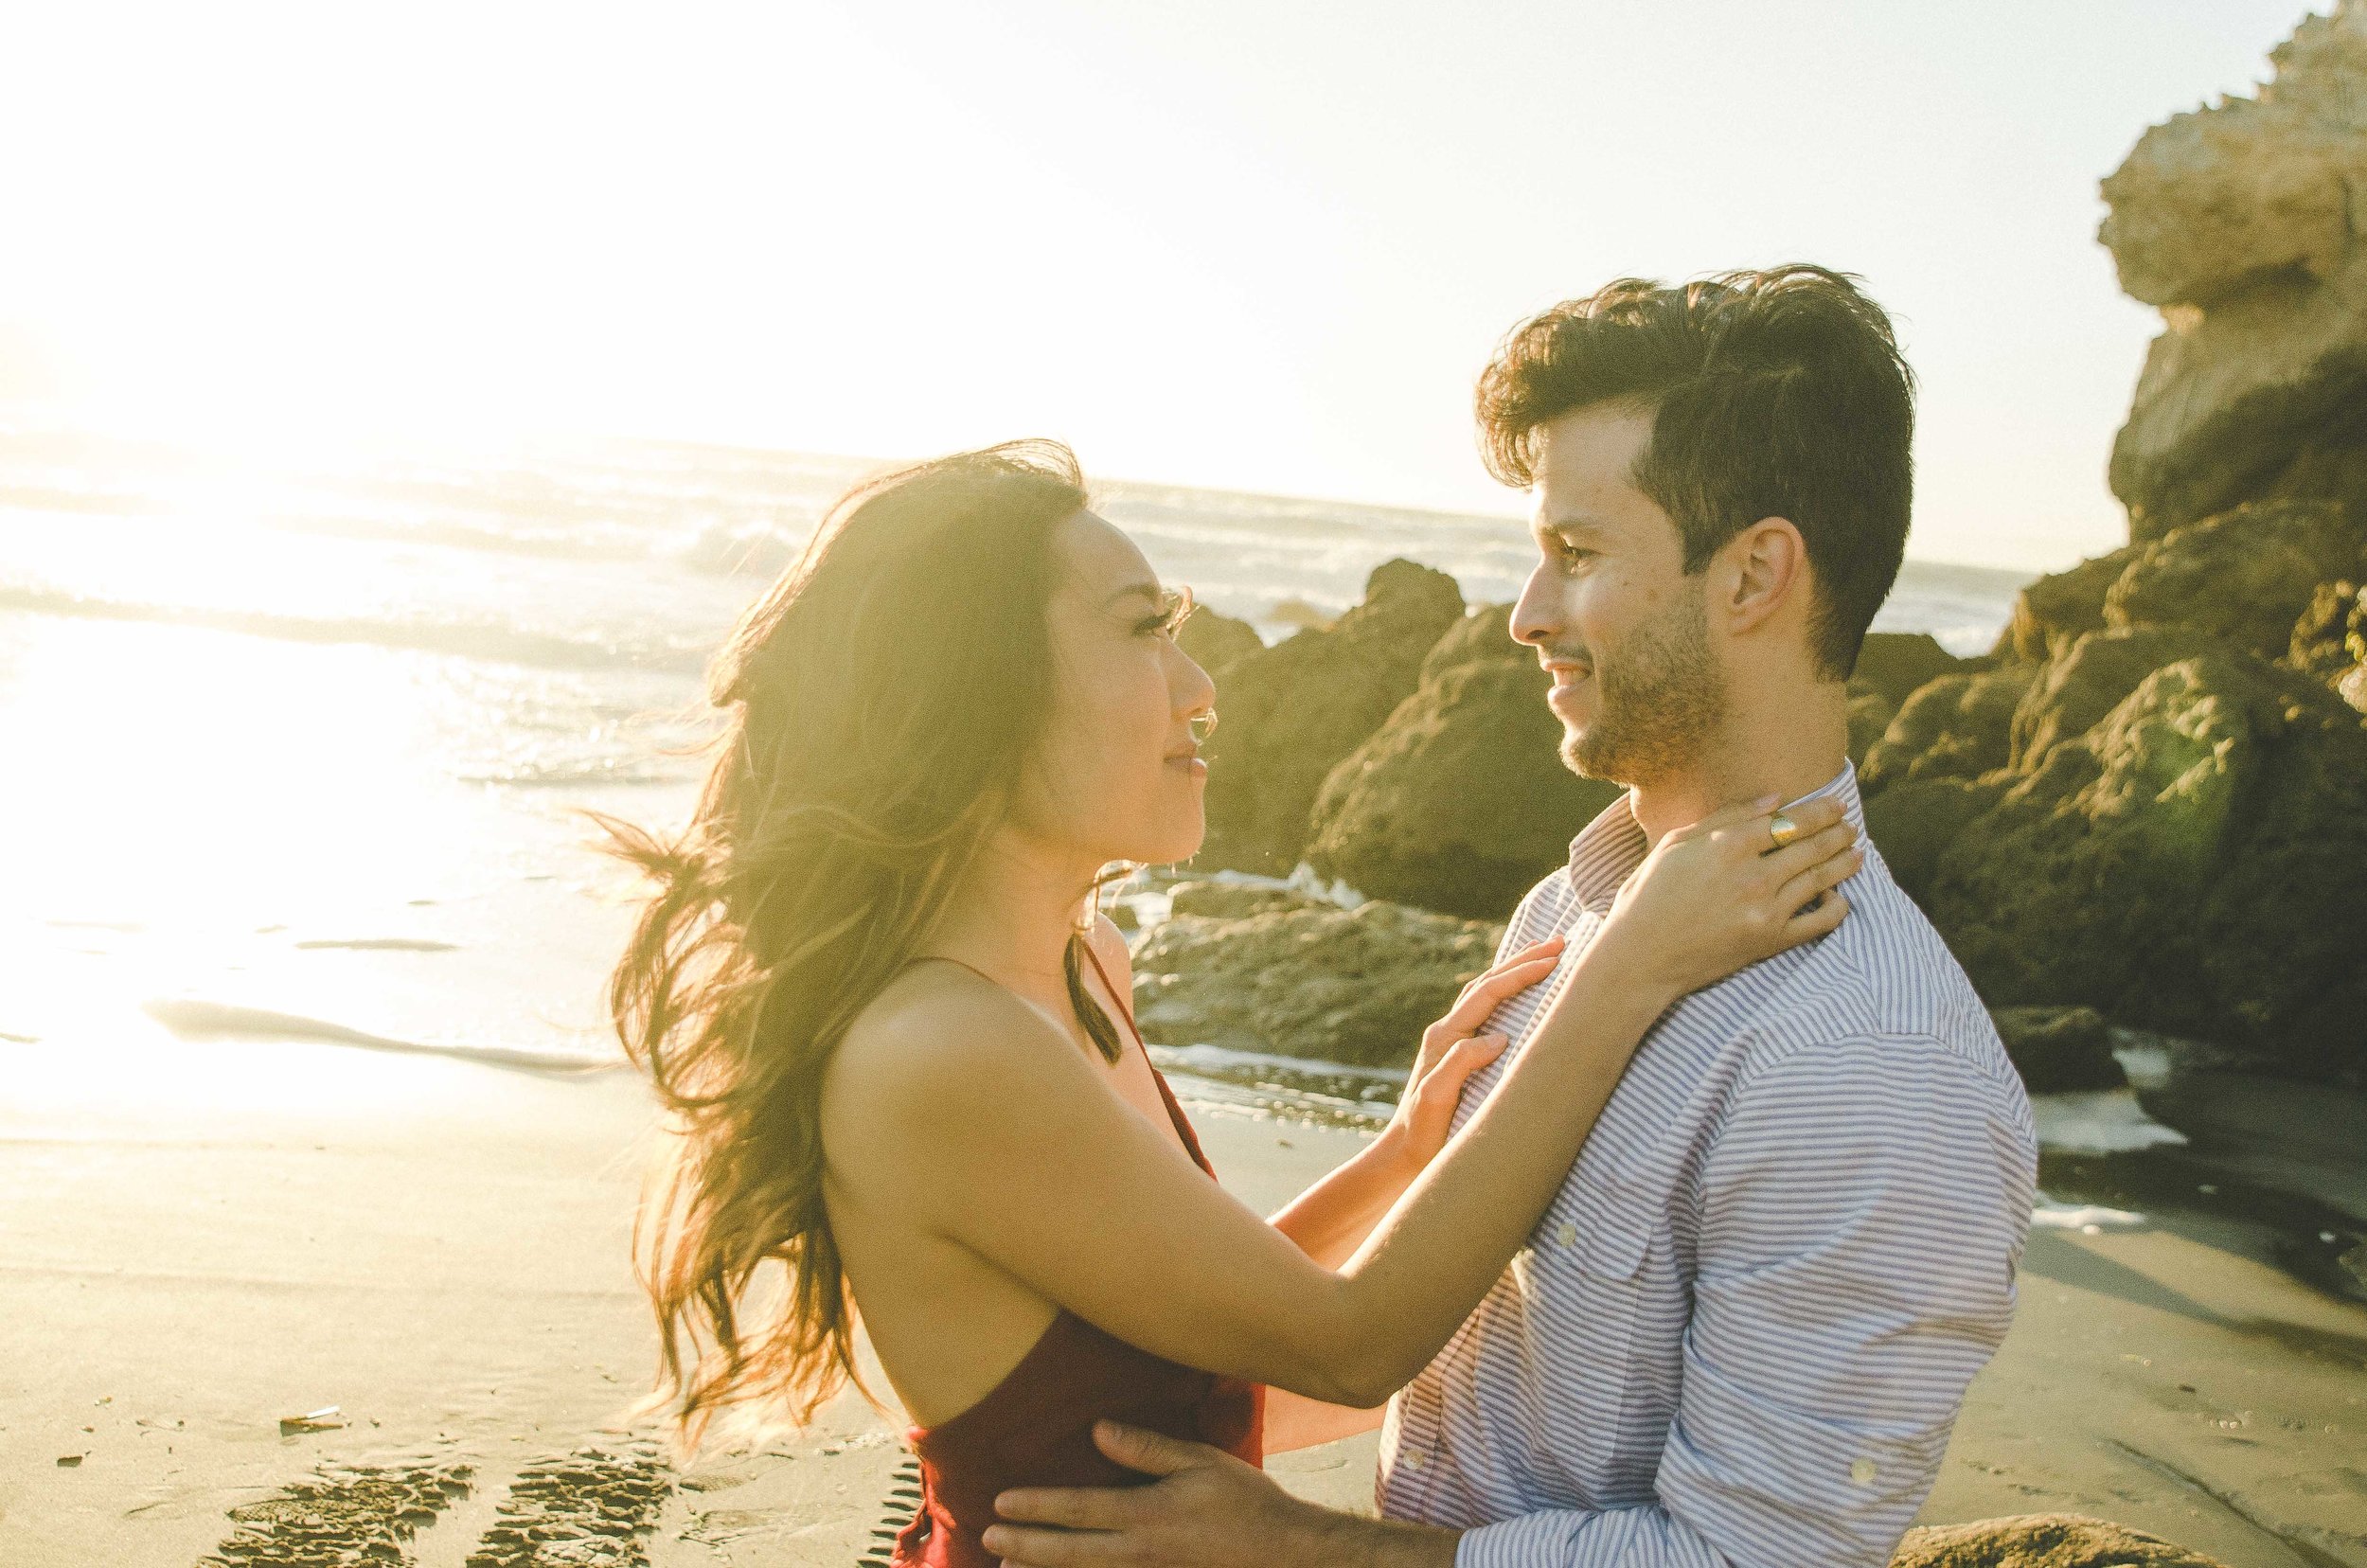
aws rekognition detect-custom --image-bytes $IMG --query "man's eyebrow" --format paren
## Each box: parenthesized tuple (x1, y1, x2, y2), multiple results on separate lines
(1534, 515, 1610, 541)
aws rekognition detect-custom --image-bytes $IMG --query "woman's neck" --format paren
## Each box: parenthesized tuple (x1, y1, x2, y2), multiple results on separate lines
(924, 827, 1104, 1003)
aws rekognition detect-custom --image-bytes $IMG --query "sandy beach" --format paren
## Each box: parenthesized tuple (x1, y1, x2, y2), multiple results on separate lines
(5, 1024, 2362, 1568)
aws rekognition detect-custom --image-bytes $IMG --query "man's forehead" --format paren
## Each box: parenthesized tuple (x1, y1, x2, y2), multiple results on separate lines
(1533, 404, 1654, 489)
(1530, 405, 1659, 538)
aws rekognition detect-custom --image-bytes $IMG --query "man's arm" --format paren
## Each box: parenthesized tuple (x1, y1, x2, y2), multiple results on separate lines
(988, 1421, 1462, 1568)
(1453, 1032, 2037, 1568)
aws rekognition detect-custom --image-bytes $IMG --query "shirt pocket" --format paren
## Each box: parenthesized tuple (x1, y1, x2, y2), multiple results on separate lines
(1507, 1188, 1657, 1483)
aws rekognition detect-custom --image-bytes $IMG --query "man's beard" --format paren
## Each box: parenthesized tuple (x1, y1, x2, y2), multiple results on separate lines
(1560, 588, 1727, 788)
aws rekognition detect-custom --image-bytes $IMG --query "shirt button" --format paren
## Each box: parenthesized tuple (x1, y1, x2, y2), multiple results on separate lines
(1403, 1450, 1425, 1470)
(1556, 1221, 1578, 1249)
(1851, 1457, 1878, 1487)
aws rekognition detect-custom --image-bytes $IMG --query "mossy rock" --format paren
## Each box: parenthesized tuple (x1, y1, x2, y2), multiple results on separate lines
(1892, 1513, 2229, 1567)
(2106, 499, 2367, 658)
(1862, 668, 2035, 795)
(1864, 775, 2010, 908)
(1922, 650, 2367, 1079)
(1165, 881, 1319, 920)
(2007, 626, 2223, 771)
(1993, 546, 2141, 664)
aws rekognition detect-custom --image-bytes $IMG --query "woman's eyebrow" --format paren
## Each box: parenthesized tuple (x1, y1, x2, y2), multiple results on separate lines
(1103, 580, 1166, 608)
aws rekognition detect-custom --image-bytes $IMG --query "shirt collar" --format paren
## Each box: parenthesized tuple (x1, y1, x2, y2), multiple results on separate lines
(1564, 760, 1866, 914)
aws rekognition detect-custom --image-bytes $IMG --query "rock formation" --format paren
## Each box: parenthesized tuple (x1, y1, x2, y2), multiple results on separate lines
(1130, 898, 1504, 1067)
(1851, 631, 1971, 706)
(1166, 879, 1320, 920)
(1305, 605, 1623, 918)
(1843, 4, 2367, 1088)
(2005, 626, 2221, 770)
(1890, 1513, 2230, 1567)
(2104, 499, 2367, 654)
(1175, 602, 1265, 680)
(1197, 559, 1463, 874)
(1896, 647, 2367, 1082)
(2288, 576, 2367, 709)
(2100, 2, 2367, 540)
(1987, 1006, 2126, 1093)
(1861, 668, 2032, 793)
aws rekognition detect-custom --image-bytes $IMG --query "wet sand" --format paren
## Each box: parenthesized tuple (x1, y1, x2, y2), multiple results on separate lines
(3, 1038, 2362, 1567)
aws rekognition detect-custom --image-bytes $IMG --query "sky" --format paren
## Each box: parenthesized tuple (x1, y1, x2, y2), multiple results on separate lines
(0, 0, 2323, 570)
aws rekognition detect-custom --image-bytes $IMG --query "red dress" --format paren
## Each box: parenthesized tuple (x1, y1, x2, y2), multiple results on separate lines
(888, 946, 1265, 1568)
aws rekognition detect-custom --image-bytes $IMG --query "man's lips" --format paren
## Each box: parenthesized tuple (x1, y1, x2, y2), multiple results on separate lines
(1543, 659, 1593, 716)
(1542, 658, 1593, 688)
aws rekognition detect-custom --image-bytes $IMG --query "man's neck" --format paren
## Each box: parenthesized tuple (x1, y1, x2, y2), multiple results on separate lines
(1627, 683, 1851, 849)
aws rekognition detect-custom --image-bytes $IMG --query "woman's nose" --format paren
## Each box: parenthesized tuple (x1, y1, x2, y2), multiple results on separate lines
(1171, 646, 1217, 716)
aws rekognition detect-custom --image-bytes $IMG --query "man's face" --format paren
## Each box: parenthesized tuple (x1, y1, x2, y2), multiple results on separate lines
(1509, 404, 1727, 788)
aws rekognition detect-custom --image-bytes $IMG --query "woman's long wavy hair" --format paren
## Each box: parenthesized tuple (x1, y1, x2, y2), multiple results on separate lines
(598, 441, 1120, 1441)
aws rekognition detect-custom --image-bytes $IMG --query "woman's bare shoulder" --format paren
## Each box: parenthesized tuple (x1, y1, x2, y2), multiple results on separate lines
(825, 963, 1078, 1135)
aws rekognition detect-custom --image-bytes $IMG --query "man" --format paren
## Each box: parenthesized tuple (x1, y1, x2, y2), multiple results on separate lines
(984, 265, 2038, 1568)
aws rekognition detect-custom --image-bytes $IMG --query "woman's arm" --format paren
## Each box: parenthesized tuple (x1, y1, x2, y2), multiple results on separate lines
(1262, 1388, 1384, 1453)
(840, 798, 1859, 1407)
(1265, 1137, 1422, 1272)
(1267, 938, 1560, 1268)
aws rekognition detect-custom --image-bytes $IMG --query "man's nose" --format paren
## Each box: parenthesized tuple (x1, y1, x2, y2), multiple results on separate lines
(1509, 563, 1557, 648)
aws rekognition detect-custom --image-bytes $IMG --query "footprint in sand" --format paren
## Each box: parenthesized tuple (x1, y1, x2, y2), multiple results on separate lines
(200, 1455, 474, 1567)
(461, 1444, 673, 1568)
(198, 1437, 918, 1566)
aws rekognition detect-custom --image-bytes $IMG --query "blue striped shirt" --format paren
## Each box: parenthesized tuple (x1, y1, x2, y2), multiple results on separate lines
(1378, 762, 2038, 1568)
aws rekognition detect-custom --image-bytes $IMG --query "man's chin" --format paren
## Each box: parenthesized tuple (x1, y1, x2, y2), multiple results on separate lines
(1557, 731, 1626, 786)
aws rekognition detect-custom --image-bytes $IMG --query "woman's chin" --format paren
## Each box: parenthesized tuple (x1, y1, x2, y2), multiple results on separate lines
(1134, 816, 1205, 869)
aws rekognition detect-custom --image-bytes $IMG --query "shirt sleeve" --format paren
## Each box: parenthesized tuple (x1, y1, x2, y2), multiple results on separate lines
(1453, 1032, 2037, 1568)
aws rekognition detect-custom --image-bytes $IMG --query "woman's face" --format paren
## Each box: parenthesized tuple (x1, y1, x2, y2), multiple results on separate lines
(1012, 510, 1216, 869)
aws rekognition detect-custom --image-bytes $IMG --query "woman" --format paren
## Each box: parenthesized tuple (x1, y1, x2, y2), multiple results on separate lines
(602, 442, 1857, 1567)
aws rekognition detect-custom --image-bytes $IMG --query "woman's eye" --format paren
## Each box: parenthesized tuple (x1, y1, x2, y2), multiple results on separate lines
(1141, 586, 1196, 637)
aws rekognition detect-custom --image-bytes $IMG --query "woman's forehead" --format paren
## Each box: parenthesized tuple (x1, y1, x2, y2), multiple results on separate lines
(1058, 509, 1157, 592)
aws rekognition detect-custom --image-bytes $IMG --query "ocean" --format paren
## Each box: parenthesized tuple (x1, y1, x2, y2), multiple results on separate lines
(0, 427, 2035, 1098)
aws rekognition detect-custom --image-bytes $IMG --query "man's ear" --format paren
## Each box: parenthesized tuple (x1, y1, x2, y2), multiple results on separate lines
(1716, 517, 1807, 637)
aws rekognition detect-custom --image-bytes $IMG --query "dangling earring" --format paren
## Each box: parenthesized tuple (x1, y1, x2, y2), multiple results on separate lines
(1188, 709, 1219, 745)
(1078, 860, 1140, 934)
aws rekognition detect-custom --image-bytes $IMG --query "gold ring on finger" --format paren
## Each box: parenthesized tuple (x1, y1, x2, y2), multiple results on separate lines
(1768, 811, 1802, 850)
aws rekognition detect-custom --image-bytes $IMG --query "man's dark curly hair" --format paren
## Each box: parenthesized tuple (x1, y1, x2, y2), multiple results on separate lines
(1475, 264, 1914, 680)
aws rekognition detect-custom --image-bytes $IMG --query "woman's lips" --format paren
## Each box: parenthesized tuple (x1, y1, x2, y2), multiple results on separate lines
(1166, 754, 1208, 778)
